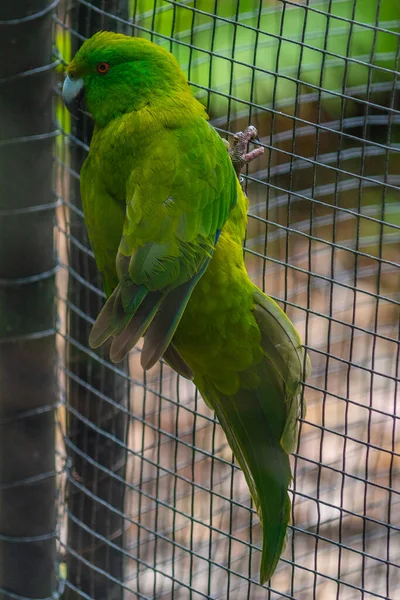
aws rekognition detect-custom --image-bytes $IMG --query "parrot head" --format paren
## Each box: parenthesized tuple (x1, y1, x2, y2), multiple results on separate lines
(62, 31, 189, 126)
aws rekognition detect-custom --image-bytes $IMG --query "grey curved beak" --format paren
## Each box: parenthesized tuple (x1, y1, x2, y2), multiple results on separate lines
(62, 75, 85, 116)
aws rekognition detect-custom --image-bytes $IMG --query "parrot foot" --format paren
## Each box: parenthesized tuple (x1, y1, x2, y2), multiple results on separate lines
(229, 125, 264, 182)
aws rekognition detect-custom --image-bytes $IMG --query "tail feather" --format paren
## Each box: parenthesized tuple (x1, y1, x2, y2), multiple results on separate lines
(198, 363, 292, 584)
(194, 290, 309, 584)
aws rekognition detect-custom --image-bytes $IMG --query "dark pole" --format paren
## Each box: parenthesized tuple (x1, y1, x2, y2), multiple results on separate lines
(64, 2, 130, 599)
(0, 1, 57, 599)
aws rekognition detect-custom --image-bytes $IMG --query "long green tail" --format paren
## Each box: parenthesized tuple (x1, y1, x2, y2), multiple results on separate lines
(195, 290, 310, 584)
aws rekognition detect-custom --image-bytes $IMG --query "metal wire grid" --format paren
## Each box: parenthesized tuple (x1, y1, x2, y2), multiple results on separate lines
(54, 1, 400, 598)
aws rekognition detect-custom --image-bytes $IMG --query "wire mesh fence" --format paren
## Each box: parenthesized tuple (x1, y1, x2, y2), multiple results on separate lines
(52, 1, 400, 599)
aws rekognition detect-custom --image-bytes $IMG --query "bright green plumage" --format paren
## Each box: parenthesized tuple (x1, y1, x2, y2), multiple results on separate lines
(64, 31, 310, 584)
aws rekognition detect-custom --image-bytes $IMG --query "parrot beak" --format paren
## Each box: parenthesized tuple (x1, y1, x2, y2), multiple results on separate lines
(62, 75, 85, 117)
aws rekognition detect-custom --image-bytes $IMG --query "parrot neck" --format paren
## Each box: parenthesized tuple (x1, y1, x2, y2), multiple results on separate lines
(139, 93, 208, 131)
(93, 88, 206, 130)
(92, 92, 207, 157)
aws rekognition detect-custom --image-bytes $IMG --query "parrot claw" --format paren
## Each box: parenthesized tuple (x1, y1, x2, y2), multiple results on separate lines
(228, 125, 264, 184)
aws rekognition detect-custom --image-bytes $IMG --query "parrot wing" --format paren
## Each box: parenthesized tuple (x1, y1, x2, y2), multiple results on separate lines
(195, 290, 310, 583)
(89, 119, 237, 368)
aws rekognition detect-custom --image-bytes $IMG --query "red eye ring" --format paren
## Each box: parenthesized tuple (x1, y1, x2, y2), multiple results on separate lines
(97, 62, 109, 74)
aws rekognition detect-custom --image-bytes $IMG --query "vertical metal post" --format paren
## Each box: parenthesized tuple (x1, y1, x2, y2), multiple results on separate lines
(0, 1, 57, 599)
(64, 2, 130, 599)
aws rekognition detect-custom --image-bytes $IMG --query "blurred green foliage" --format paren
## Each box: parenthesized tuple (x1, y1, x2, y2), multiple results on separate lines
(132, 0, 400, 119)
(55, 29, 71, 147)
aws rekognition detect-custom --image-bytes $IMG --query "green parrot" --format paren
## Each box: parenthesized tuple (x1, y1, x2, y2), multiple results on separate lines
(62, 31, 310, 584)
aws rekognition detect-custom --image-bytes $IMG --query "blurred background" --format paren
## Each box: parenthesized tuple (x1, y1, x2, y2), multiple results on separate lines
(1, 1, 399, 599)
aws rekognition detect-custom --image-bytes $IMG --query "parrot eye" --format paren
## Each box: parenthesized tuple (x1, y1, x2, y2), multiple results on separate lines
(97, 62, 110, 74)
